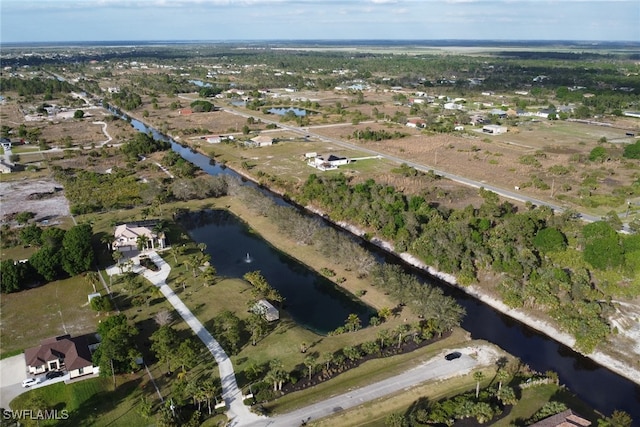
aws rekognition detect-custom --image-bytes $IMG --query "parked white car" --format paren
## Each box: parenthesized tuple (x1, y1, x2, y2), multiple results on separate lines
(21, 377, 41, 388)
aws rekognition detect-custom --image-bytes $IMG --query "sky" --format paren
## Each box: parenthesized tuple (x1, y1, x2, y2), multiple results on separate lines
(1, 0, 639, 44)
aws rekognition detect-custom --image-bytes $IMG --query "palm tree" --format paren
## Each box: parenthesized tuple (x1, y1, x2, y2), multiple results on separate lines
(200, 378, 220, 415)
(322, 351, 333, 372)
(136, 234, 150, 251)
(100, 234, 113, 251)
(265, 359, 287, 391)
(377, 307, 392, 322)
(202, 265, 217, 287)
(112, 250, 124, 270)
(85, 271, 100, 293)
(345, 313, 362, 332)
(304, 355, 317, 381)
(474, 371, 485, 398)
(496, 369, 509, 392)
(378, 329, 391, 349)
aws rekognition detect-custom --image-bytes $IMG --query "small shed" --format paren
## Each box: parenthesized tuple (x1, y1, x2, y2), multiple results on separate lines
(253, 299, 279, 322)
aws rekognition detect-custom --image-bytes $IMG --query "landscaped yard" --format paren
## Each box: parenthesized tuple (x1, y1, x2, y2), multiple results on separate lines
(10, 375, 150, 427)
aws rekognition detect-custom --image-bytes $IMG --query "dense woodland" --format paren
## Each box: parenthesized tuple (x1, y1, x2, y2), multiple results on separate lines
(298, 173, 640, 353)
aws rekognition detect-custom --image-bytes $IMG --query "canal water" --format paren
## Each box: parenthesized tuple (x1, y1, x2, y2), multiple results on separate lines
(120, 110, 639, 420)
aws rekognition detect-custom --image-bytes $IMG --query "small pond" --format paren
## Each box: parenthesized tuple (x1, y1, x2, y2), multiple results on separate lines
(183, 210, 374, 335)
(267, 107, 309, 117)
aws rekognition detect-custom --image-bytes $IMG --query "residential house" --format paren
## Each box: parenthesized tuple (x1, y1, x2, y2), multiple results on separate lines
(25, 335, 98, 379)
(249, 135, 274, 147)
(308, 154, 351, 171)
(529, 409, 591, 427)
(204, 135, 222, 144)
(113, 222, 166, 252)
(482, 124, 508, 135)
(469, 115, 485, 126)
(406, 118, 426, 128)
(0, 160, 12, 174)
(252, 299, 280, 322)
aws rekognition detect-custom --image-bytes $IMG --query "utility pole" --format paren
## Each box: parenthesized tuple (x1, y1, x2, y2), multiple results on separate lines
(550, 178, 555, 198)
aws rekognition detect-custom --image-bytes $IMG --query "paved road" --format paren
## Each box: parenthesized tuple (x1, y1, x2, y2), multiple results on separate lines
(220, 105, 604, 224)
(242, 350, 480, 427)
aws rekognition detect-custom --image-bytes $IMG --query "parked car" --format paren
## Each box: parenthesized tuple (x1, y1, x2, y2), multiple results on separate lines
(445, 351, 462, 361)
(21, 378, 41, 388)
(46, 370, 64, 380)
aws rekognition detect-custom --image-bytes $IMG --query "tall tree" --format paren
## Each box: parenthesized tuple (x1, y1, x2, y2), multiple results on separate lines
(473, 371, 485, 398)
(61, 223, 95, 275)
(150, 325, 180, 373)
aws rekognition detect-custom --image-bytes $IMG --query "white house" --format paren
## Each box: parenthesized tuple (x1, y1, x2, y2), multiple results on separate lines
(205, 135, 222, 144)
(249, 135, 273, 147)
(25, 335, 98, 379)
(113, 222, 166, 252)
(308, 154, 350, 171)
(482, 124, 508, 135)
(406, 118, 426, 128)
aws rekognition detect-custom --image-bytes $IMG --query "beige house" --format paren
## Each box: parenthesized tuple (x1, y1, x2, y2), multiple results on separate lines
(249, 135, 274, 147)
(113, 222, 166, 252)
(25, 335, 97, 379)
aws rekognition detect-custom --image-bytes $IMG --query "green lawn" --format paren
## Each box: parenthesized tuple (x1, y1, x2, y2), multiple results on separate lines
(10, 376, 150, 427)
(0, 275, 99, 357)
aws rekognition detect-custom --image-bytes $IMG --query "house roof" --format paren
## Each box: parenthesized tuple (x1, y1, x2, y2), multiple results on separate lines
(530, 410, 591, 427)
(251, 135, 273, 144)
(25, 335, 94, 371)
(114, 224, 155, 241)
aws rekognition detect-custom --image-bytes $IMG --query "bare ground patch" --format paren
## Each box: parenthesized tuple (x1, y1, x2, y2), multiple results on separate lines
(0, 178, 70, 225)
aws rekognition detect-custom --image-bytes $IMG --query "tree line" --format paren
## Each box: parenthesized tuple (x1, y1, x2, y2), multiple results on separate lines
(296, 173, 640, 353)
(1, 223, 95, 292)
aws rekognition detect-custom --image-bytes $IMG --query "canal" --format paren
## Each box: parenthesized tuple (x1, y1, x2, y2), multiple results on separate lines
(121, 111, 639, 420)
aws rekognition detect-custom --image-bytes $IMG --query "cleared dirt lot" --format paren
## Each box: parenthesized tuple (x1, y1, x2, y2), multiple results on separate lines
(0, 178, 70, 224)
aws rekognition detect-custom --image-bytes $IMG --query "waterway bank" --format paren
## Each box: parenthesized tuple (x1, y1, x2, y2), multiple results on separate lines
(118, 108, 640, 416)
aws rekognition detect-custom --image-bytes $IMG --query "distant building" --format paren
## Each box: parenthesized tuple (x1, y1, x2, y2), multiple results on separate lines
(249, 135, 274, 147)
(204, 135, 222, 144)
(406, 118, 426, 128)
(308, 154, 350, 171)
(482, 124, 508, 135)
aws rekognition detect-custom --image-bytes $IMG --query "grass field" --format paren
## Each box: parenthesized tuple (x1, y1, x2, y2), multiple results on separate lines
(10, 375, 150, 427)
(0, 275, 99, 357)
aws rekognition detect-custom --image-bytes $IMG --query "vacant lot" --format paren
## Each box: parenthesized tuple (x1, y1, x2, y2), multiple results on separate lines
(0, 276, 98, 356)
(0, 177, 70, 224)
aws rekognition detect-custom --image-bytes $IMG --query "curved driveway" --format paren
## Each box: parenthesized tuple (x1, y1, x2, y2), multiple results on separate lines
(108, 251, 263, 426)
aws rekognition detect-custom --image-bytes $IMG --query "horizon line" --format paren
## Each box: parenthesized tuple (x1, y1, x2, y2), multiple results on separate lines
(2, 38, 640, 48)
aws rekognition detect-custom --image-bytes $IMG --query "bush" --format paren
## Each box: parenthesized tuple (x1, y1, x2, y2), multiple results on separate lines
(90, 295, 114, 312)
